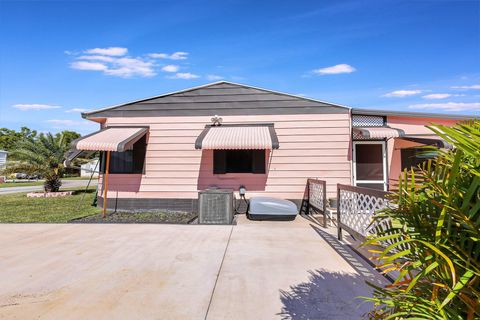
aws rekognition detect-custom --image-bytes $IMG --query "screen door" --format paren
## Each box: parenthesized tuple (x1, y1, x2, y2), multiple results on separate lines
(353, 141, 387, 191)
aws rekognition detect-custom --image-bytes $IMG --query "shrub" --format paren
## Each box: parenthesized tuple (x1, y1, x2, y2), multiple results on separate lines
(362, 120, 480, 319)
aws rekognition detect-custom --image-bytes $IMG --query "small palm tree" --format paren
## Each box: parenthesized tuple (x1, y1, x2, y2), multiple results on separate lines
(4, 133, 70, 192)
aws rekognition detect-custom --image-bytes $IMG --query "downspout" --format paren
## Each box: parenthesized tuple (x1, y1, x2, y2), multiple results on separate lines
(348, 108, 353, 186)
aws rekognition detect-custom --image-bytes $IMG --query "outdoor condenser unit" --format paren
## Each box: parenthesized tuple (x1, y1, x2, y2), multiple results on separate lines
(198, 188, 234, 224)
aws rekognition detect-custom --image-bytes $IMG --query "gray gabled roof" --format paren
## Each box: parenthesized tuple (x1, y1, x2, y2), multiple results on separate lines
(353, 108, 475, 120)
(82, 81, 351, 118)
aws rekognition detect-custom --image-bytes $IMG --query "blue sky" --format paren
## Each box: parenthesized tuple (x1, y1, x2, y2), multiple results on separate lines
(0, 0, 479, 134)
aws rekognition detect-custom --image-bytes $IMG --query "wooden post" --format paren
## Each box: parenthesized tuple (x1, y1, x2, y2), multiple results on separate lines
(102, 151, 111, 219)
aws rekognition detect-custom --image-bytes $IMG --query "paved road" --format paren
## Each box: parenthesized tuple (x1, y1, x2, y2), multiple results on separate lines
(0, 216, 387, 319)
(0, 179, 98, 195)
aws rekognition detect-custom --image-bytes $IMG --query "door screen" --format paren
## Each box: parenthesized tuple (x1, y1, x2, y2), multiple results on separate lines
(353, 142, 387, 191)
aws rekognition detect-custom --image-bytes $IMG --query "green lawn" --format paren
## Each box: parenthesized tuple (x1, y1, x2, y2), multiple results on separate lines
(0, 181, 45, 188)
(0, 187, 101, 223)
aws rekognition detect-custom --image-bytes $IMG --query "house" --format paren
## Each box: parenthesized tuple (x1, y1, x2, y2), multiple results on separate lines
(80, 159, 99, 178)
(68, 81, 472, 212)
(0, 150, 7, 171)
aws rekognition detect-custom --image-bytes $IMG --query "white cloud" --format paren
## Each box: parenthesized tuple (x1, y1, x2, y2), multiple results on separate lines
(206, 74, 224, 81)
(168, 72, 200, 79)
(70, 55, 155, 78)
(148, 52, 189, 60)
(65, 108, 90, 113)
(84, 47, 128, 56)
(313, 64, 356, 75)
(451, 84, 480, 90)
(409, 102, 480, 112)
(161, 64, 180, 72)
(422, 93, 452, 99)
(68, 48, 198, 78)
(77, 55, 115, 62)
(104, 57, 156, 78)
(70, 61, 108, 71)
(383, 90, 422, 98)
(13, 104, 62, 111)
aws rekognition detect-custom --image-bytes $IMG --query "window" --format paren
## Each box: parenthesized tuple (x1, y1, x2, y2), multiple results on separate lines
(214, 150, 266, 174)
(100, 135, 147, 174)
(401, 148, 436, 171)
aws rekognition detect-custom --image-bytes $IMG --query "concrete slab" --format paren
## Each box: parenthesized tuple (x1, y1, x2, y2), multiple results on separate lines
(0, 217, 387, 320)
(0, 224, 232, 320)
(206, 215, 387, 319)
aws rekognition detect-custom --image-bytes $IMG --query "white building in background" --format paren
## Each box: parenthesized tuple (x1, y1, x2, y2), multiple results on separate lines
(81, 159, 99, 178)
(0, 150, 7, 170)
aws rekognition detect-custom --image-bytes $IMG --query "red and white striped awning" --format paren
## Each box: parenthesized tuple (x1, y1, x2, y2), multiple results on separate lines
(195, 124, 279, 150)
(353, 127, 405, 139)
(73, 127, 148, 152)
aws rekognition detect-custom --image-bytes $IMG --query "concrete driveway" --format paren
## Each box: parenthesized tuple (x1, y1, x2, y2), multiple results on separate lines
(0, 216, 387, 320)
(0, 179, 97, 195)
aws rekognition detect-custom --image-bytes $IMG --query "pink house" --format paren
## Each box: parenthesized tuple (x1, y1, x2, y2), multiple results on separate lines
(69, 81, 471, 212)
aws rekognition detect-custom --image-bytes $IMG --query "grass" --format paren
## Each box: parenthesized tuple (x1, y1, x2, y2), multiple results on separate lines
(0, 181, 44, 188)
(0, 187, 101, 223)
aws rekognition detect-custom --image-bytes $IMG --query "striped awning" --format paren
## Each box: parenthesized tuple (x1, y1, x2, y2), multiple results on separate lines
(195, 124, 279, 150)
(73, 127, 148, 152)
(353, 127, 405, 139)
(399, 136, 453, 149)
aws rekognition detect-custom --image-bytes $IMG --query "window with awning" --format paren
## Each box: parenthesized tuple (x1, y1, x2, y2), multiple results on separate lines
(66, 126, 149, 173)
(73, 127, 148, 152)
(195, 123, 278, 175)
(195, 124, 279, 150)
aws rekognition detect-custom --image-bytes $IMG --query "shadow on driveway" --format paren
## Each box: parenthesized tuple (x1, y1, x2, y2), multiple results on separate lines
(278, 269, 373, 320)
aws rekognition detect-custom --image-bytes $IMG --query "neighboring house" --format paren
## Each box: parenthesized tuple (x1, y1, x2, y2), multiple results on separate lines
(68, 81, 472, 212)
(81, 159, 99, 178)
(0, 150, 7, 171)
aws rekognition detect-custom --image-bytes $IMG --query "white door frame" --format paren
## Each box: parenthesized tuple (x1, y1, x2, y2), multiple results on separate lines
(352, 141, 388, 191)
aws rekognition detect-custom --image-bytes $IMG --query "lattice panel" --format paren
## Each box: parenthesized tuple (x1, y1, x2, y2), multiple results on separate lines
(339, 189, 389, 237)
(309, 182, 325, 212)
(352, 115, 385, 127)
(352, 130, 364, 140)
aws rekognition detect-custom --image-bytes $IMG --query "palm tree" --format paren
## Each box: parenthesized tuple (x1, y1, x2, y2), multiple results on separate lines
(362, 120, 480, 319)
(4, 132, 70, 192)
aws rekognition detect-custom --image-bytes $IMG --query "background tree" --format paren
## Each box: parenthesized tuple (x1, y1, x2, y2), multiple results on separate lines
(57, 130, 80, 146)
(3, 132, 71, 192)
(0, 127, 37, 152)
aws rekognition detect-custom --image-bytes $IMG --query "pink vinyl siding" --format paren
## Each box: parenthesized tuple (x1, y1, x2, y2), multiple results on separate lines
(99, 113, 351, 200)
(386, 116, 458, 188)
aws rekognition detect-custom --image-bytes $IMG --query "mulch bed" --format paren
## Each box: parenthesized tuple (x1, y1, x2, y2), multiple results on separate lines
(70, 210, 197, 224)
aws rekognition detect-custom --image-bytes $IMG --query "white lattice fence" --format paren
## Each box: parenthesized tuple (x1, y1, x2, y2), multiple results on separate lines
(337, 184, 389, 241)
(309, 181, 325, 212)
(306, 179, 327, 227)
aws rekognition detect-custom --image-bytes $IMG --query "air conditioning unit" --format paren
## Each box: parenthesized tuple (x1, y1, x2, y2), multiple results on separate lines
(198, 188, 234, 224)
